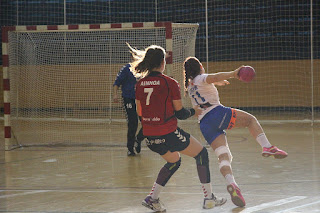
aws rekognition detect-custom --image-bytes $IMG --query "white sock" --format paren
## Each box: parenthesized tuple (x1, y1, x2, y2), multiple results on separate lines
(201, 183, 213, 198)
(225, 174, 238, 187)
(149, 182, 163, 199)
(256, 133, 272, 148)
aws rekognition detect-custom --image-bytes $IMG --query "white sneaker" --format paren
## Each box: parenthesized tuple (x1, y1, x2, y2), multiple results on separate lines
(142, 195, 166, 212)
(203, 193, 227, 209)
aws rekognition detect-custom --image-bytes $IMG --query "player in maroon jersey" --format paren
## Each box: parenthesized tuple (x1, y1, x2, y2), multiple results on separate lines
(127, 43, 227, 212)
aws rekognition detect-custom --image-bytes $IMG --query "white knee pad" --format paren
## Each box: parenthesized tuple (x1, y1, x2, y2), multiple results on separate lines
(214, 145, 233, 163)
(219, 160, 231, 170)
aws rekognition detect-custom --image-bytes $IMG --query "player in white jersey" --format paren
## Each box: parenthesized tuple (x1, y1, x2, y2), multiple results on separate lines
(183, 57, 288, 207)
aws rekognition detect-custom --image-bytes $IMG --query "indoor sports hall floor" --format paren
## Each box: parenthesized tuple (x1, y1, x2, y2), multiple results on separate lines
(0, 121, 320, 213)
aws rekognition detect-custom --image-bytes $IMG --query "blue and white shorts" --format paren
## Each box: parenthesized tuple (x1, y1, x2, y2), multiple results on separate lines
(200, 105, 237, 145)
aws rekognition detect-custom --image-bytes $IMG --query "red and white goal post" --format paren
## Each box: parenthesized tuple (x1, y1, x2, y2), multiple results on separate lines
(2, 22, 199, 150)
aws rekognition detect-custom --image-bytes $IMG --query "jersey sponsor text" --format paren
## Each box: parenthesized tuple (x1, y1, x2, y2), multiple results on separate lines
(143, 117, 161, 122)
(140, 80, 161, 86)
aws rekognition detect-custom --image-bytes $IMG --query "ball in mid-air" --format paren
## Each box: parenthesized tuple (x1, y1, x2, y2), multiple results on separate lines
(238, 66, 255, 83)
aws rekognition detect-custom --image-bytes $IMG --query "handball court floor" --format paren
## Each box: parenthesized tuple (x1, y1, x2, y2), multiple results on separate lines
(0, 121, 320, 213)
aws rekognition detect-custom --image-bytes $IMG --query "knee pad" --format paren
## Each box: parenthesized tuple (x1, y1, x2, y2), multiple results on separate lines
(194, 147, 210, 183)
(156, 158, 181, 186)
(219, 160, 231, 170)
(214, 145, 233, 163)
(194, 147, 209, 167)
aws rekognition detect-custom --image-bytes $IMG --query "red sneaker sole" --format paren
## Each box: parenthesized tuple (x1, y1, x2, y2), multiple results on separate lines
(262, 153, 288, 159)
(227, 185, 246, 207)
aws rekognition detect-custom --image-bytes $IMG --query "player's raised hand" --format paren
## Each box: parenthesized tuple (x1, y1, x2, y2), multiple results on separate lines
(233, 65, 245, 80)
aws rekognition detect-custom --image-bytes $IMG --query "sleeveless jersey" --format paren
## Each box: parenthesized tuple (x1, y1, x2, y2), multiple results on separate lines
(135, 72, 181, 136)
(187, 74, 221, 121)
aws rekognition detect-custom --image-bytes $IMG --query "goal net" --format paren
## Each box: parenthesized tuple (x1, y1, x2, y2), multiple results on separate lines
(3, 22, 199, 150)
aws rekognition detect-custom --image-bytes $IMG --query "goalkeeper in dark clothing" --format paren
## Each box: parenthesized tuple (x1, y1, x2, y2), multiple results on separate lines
(113, 63, 145, 156)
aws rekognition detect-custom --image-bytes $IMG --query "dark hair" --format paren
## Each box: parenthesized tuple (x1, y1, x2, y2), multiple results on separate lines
(127, 43, 166, 78)
(183, 57, 202, 93)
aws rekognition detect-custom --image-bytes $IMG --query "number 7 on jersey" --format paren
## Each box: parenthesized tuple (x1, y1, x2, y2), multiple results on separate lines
(144, 88, 153, 105)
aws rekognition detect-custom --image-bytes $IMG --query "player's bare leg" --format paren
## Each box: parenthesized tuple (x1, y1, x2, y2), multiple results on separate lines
(211, 134, 245, 207)
(233, 109, 287, 159)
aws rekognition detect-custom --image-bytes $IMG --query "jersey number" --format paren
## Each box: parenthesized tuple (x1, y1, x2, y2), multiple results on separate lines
(191, 91, 205, 104)
(144, 88, 153, 105)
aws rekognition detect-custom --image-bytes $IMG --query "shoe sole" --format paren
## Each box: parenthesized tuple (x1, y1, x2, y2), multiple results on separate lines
(203, 198, 227, 209)
(142, 201, 153, 210)
(142, 200, 166, 212)
(215, 198, 227, 207)
(227, 185, 246, 207)
(262, 152, 287, 159)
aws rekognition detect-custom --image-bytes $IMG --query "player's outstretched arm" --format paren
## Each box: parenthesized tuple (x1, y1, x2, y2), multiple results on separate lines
(206, 66, 244, 84)
(214, 80, 230, 86)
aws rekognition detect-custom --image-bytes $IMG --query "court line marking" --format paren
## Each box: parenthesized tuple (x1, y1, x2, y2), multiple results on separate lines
(0, 189, 310, 198)
(0, 190, 204, 195)
(240, 196, 306, 213)
(275, 199, 320, 213)
(1, 190, 317, 213)
(0, 190, 49, 199)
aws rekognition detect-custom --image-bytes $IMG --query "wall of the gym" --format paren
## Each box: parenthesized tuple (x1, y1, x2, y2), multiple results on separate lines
(0, 59, 319, 110)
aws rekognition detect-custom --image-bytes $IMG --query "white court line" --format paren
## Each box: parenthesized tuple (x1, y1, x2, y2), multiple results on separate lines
(275, 199, 320, 213)
(240, 196, 306, 213)
(0, 189, 297, 197)
(0, 190, 202, 195)
(0, 190, 49, 199)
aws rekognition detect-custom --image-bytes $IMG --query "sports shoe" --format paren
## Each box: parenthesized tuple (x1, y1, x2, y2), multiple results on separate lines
(134, 140, 141, 154)
(262, 146, 288, 159)
(127, 150, 136, 156)
(142, 195, 166, 212)
(203, 193, 227, 209)
(227, 184, 246, 207)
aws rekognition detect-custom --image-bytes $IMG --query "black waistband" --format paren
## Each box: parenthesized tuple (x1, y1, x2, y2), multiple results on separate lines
(199, 102, 212, 109)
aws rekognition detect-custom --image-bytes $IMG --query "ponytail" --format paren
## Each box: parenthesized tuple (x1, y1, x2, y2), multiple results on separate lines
(183, 57, 202, 95)
(127, 43, 166, 78)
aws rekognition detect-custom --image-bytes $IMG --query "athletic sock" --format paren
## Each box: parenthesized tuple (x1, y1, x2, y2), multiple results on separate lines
(225, 173, 238, 187)
(201, 183, 213, 198)
(256, 133, 272, 148)
(149, 182, 163, 199)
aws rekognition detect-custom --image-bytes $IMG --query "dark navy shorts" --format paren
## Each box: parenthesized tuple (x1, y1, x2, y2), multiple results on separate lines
(200, 105, 237, 145)
(145, 127, 191, 155)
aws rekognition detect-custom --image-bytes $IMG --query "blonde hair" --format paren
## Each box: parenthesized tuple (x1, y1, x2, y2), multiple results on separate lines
(127, 43, 166, 78)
